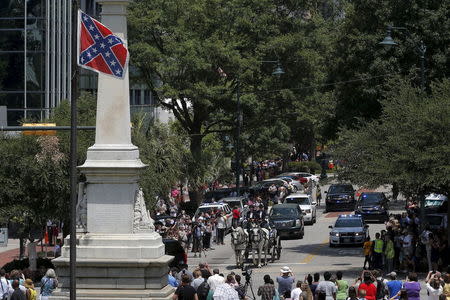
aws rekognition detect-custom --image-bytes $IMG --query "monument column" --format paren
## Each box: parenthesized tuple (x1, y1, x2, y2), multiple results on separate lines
(50, 1, 173, 299)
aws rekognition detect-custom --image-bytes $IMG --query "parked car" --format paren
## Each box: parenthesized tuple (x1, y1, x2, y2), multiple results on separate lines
(284, 193, 317, 224)
(163, 238, 187, 268)
(424, 194, 448, 214)
(220, 196, 248, 222)
(193, 202, 233, 230)
(325, 184, 356, 212)
(329, 214, 368, 247)
(355, 192, 389, 223)
(269, 203, 305, 239)
(282, 172, 319, 183)
(424, 213, 448, 230)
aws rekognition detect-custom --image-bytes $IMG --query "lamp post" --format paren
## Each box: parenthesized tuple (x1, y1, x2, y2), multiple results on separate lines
(234, 60, 284, 196)
(379, 25, 428, 227)
(379, 25, 427, 91)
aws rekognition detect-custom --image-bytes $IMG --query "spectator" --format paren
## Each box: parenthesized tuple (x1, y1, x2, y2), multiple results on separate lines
(425, 271, 443, 300)
(10, 280, 25, 300)
(258, 275, 276, 300)
(24, 279, 37, 300)
(207, 269, 224, 292)
(198, 263, 212, 280)
(301, 282, 313, 300)
(372, 233, 384, 270)
(386, 272, 402, 300)
(442, 274, 450, 300)
(363, 237, 373, 270)
(316, 271, 337, 300)
(216, 213, 227, 245)
(0, 269, 12, 300)
(277, 267, 295, 296)
(357, 271, 376, 300)
(168, 268, 179, 287)
(40, 269, 58, 300)
(384, 235, 395, 274)
(173, 274, 197, 300)
(310, 273, 320, 295)
(191, 270, 204, 290)
(403, 272, 420, 300)
(348, 286, 358, 300)
(213, 275, 239, 300)
(177, 264, 194, 284)
(234, 275, 245, 300)
(336, 271, 348, 300)
(291, 281, 303, 300)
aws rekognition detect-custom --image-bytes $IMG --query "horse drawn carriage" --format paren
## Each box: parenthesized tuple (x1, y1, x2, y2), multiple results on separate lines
(231, 219, 282, 268)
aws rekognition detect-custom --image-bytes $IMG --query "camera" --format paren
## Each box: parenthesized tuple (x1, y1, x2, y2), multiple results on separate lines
(242, 266, 252, 283)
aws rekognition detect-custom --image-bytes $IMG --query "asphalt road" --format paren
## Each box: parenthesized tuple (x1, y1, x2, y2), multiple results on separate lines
(186, 182, 425, 298)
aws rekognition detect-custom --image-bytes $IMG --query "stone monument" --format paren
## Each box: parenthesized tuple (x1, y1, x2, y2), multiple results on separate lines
(50, 1, 173, 299)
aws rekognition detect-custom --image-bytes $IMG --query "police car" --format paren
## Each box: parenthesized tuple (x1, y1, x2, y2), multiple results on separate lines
(328, 214, 368, 247)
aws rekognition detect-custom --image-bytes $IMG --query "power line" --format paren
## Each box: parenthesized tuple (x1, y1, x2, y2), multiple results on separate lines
(244, 72, 400, 95)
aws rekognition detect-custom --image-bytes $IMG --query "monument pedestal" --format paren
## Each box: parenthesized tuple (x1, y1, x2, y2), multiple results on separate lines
(51, 234, 173, 300)
(50, 1, 174, 299)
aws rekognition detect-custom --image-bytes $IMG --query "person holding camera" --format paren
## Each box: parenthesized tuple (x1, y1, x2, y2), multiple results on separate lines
(356, 270, 376, 300)
(277, 267, 295, 296)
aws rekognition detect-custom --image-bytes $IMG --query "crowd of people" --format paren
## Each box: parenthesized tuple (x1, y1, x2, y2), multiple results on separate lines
(361, 212, 449, 274)
(167, 262, 450, 300)
(0, 268, 58, 300)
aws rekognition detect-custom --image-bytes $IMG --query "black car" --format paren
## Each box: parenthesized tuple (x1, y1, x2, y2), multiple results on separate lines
(355, 192, 389, 222)
(163, 238, 187, 269)
(269, 203, 304, 239)
(325, 184, 356, 212)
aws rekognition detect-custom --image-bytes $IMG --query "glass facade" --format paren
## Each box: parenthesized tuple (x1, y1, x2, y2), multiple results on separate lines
(1, 0, 157, 125)
(0, 0, 71, 125)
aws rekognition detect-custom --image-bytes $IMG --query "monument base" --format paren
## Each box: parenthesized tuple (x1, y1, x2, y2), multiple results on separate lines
(50, 233, 174, 300)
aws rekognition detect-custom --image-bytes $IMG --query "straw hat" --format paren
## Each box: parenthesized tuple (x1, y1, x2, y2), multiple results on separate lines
(24, 279, 34, 289)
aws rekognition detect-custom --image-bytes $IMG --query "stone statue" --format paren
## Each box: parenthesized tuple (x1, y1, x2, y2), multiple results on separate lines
(76, 182, 88, 233)
(133, 188, 154, 233)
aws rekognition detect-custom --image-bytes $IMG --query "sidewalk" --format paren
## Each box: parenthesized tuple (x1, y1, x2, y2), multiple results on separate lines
(0, 239, 20, 267)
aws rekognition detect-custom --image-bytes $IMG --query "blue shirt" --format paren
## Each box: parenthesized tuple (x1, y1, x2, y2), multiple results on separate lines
(40, 277, 57, 296)
(387, 280, 402, 299)
(168, 274, 178, 287)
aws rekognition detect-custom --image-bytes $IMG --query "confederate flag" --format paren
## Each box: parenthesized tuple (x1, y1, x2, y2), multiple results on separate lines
(78, 10, 128, 79)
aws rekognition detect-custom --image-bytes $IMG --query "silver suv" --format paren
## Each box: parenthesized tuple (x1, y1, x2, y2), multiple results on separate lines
(329, 214, 368, 247)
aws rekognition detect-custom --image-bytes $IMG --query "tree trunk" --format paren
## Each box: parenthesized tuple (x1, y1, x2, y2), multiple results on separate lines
(27, 241, 37, 271)
(19, 237, 25, 259)
(189, 133, 204, 205)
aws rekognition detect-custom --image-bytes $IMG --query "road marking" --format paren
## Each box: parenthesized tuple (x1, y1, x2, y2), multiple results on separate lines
(301, 239, 329, 264)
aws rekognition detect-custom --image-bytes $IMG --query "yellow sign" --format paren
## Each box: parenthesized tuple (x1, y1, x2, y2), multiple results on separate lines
(22, 123, 57, 136)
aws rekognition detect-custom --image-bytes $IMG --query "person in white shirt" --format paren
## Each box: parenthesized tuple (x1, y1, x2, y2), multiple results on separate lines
(425, 271, 443, 300)
(216, 213, 227, 245)
(213, 275, 239, 300)
(207, 269, 225, 292)
(0, 269, 12, 299)
(291, 281, 303, 300)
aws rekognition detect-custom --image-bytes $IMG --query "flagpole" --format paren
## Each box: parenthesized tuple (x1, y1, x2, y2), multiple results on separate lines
(70, 0, 79, 299)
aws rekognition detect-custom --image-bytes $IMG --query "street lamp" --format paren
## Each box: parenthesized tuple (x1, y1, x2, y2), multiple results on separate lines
(379, 25, 428, 226)
(379, 25, 427, 91)
(234, 60, 284, 196)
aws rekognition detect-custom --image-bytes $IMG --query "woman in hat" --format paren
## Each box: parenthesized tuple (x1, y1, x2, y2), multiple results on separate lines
(40, 269, 58, 300)
(24, 279, 37, 300)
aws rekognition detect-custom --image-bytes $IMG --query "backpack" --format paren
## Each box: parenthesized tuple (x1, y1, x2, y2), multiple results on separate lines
(376, 279, 385, 300)
(196, 279, 210, 300)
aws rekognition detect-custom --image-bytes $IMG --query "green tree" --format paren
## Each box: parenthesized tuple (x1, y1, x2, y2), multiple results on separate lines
(333, 79, 450, 198)
(327, 0, 450, 139)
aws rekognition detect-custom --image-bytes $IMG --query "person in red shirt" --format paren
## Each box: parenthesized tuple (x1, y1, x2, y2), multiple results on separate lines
(232, 206, 241, 228)
(357, 271, 377, 300)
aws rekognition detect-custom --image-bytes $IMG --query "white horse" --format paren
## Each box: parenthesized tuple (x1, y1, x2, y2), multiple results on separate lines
(231, 226, 248, 268)
(248, 223, 269, 268)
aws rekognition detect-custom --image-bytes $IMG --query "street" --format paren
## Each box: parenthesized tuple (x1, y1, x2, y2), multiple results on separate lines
(186, 182, 426, 298)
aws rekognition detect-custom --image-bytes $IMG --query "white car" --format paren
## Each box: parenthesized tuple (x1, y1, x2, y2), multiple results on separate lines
(284, 193, 317, 224)
(282, 172, 319, 183)
(193, 203, 233, 230)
